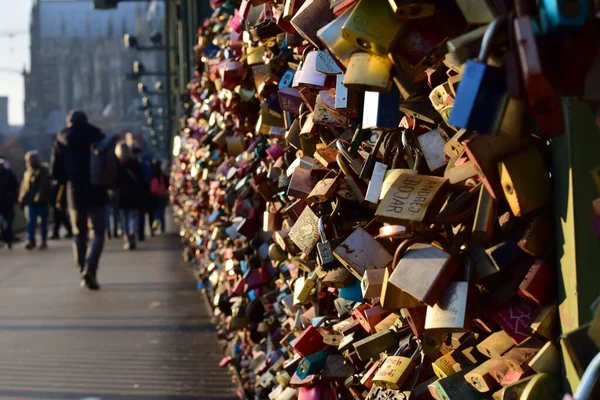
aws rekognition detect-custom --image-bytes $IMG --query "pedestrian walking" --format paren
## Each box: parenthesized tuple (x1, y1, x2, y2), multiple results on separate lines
(135, 147, 153, 241)
(0, 157, 18, 249)
(115, 141, 146, 250)
(150, 159, 169, 234)
(18, 151, 51, 250)
(51, 109, 115, 290)
(50, 180, 73, 239)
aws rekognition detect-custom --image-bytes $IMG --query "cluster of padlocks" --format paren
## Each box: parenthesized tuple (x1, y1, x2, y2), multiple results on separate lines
(169, 1, 600, 399)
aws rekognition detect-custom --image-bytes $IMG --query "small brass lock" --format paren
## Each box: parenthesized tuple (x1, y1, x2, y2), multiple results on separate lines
(372, 339, 422, 390)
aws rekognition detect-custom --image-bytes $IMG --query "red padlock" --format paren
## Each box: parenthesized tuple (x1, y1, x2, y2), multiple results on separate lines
(293, 325, 326, 358)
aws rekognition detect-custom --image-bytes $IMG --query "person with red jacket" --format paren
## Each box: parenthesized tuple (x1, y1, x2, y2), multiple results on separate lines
(150, 159, 169, 234)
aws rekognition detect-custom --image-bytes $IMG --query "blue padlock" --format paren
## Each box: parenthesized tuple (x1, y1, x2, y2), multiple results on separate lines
(540, 0, 589, 34)
(449, 16, 508, 134)
(338, 277, 364, 303)
(296, 351, 328, 379)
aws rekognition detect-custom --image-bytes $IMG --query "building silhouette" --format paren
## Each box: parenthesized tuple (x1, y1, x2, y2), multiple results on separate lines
(23, 0, 165, 138)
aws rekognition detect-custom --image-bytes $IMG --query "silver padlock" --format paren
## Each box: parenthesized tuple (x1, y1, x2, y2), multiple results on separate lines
(317, 216, 337, 271)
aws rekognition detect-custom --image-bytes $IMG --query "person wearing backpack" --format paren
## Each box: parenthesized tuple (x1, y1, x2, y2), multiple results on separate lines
(19, 151, 51, 250)
(51, 109, 110, 290)
(150, 159, 169, 235)
(114, 141, 146, 250)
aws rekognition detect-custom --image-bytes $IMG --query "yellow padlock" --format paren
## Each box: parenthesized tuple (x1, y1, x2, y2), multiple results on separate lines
(372, 340, 422, 390)
(498, 147, 551, 217)
(343, 52, 393, 93)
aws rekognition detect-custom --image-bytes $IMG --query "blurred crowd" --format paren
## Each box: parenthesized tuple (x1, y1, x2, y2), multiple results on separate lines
(0, 136, 169, 252)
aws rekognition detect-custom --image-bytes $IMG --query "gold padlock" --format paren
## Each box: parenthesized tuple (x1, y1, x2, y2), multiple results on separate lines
(464, 359, 505, 393)
(498, 147, 551, 217)
(317, 6, 355, 68)
(341, 0, 405, 56)
(293, 275, 316, 306)
(343, 52, 393, 92)
(372, 340, 422, 390)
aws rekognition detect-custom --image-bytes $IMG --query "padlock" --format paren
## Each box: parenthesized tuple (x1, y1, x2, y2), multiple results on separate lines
(353, 329, 399, 361)
(464, 359, 505, 393)
(528, 341, 560, 375)
(362, 268, 388, 299)
(389, 242, 457, 307)
(454, 0, 505, 24)
(333, 227, 393, 280)
(492, 296, 539, 345)
(356, 306, 390, 334)
(362, 85, 403, 129)
(315, 49, 343, 75)
(288, 206, 320, 255)
(540, 0, 589, 33)
(498, 147, 551, 217)
(366, 162, 389, 205)
(425, 261, 475, 332)
(417, 129, 447, 173)
(388, 0, 436, 19)
(517, 260, 555, 307)
(279, 87, 304, 114)
(372, 340, 423, 390)
(432, 349, 476, 380)
(376, 174, 448, 228)
(433, 364, 484, 400)
(514, 9, 564, 138)
(317, 6, 355, 67)
(297, 350, 328, 379)
(491, 373, 558, 400)
(294, 325, 327, 358)
(323, 354, 355, 379)
(294, 275, 316, 305)
(477, 330, 515, 360)
(421, 331, 446, 359)
(468, 186, 496, 247)
(501, 335, 544, 374)
(449, 16, 508, 134)
(380, 267, 423, 310)
(400, 307, 427, 337)
(297, 51, 328, 89)
(316, 216, 338, 271)
(344, 52, 394, 93)
(290, 0, 336, 48)
(323, 267, 353, 288)
(375, 313, 402, 334)
(341, 0, 405, 56)
(313, 90, 350, 127)
(530, 303, 558, 341)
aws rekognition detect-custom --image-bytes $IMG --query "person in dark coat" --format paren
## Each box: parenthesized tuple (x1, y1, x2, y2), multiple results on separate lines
(19, 151, 51, 250)
(51, 109, 107, 290)
(0, 157, 18, 249)
(50, 179, 73, 239)
(115, 141, 146, 250)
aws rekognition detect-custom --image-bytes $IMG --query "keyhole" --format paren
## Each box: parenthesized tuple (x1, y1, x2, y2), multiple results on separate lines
(505, 184, 514, 195)
(356, 38, 371, 50)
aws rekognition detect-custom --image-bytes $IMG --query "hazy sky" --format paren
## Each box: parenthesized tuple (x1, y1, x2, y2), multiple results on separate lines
(0, 0, 33, 126)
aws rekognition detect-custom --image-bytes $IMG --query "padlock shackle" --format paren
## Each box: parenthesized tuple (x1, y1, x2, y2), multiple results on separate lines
(318, 216, 327, 242)
(477, 15, 508, 62)
(574, 352, 600, 399)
